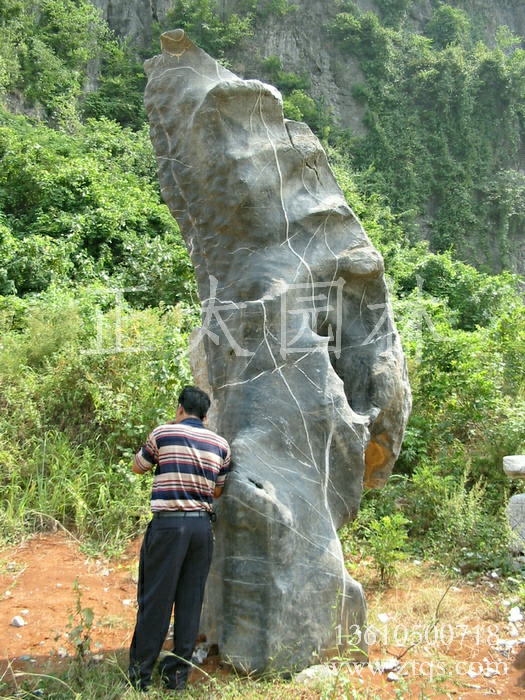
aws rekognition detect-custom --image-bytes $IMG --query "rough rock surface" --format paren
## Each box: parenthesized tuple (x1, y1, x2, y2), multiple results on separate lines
(222, 0, 368, 135)
(504, 455, 525, 479)
(90, 0, 170, 47)
(144, 30, 411, 673)
(508, 494, 525, 553)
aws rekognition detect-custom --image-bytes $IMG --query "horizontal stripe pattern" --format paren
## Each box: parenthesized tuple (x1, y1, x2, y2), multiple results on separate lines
(135, 418, 230, 512)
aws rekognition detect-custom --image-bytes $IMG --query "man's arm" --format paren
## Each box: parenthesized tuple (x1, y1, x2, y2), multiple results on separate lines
(132, 435, 157, 475)
(132, 455, 145, 474)
(213, 442, 230, 499)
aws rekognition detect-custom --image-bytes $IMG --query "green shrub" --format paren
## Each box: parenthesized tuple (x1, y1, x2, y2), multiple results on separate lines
(81, 40, 147, 130)
(0, 286, 197, 553)
(396, 250, 519, 331)
(157, 0, 253, 59)
(376, 0, 411, 28)
(366, 512, 410, 585)
(402, 462, 454, 538)
(262, 56, 309, 95)
(282, 90, 332, 135)
(425, 6, 471, 49)
(434, 468, 511, 572)
(239, 0, 297, 18)
(0, 112, 195, 305)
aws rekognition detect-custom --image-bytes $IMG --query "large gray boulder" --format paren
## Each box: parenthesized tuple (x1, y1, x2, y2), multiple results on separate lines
(504, 455, 525, 480)
(144, 30, 411, 673)
(508, 494, 525, 553)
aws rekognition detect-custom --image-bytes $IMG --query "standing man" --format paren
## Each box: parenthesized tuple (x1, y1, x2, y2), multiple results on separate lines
(129, 386, 230, 692)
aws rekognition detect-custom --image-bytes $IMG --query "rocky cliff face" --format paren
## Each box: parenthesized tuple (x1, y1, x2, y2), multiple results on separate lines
(90, 0, 166, 48)
(91, 0, 525, 135)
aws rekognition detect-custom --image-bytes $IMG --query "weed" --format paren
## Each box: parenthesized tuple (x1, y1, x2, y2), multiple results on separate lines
(366, 513, 410, 585)
(53, 579, 96, 664)
(435, 466, 512, 573)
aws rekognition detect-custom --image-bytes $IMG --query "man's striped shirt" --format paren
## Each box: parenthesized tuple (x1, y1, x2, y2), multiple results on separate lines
(134, 418, 231, 512)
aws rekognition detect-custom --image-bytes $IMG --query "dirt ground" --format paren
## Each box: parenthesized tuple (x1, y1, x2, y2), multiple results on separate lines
(0, 533, 140, 675)
(1, 533, 525, 698)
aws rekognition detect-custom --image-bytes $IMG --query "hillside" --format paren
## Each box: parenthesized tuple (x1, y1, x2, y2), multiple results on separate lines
(89, 0, 525, 276)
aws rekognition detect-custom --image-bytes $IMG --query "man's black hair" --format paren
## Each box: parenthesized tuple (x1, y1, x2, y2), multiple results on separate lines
(178, 386, 211, 420)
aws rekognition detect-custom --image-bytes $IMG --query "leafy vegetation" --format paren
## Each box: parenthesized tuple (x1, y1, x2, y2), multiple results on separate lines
(259, 55, 333, 133)
(0, 0, 105, 126)
(0, 287, 196, 553)
(153, 0, 254, 60)
(81, 40, 147, 129)
(365, 512, 410, 584)
(0, 110, 195, 304)
(327, 1, 525, 270)
(57, 579, 96, 663)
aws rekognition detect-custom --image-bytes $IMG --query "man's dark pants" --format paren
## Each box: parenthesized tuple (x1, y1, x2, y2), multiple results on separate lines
(129, 513, 213, 691)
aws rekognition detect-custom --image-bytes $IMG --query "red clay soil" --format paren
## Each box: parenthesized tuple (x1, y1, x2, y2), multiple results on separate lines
(1, 533, 525, 698)
(0, 533, 140, 674)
